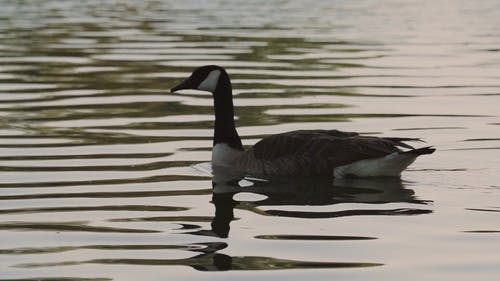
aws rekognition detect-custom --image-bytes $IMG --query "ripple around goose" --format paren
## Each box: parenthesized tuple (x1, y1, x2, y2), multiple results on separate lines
(171, 65, 435, 178)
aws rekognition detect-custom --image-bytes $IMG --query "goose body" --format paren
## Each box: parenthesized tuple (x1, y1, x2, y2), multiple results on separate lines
(171, 65, 435, 178)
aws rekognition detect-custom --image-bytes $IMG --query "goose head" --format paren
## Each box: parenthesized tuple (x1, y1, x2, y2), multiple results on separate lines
(170, 65, 228, 94)
(170, 65, 243, 152)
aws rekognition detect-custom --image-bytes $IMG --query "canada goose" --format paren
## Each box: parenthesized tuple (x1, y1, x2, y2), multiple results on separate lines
(171, 65, 435, 178)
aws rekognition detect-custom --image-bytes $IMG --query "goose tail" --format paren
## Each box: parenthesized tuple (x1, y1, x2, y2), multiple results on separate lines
(401, 146, 436, 156)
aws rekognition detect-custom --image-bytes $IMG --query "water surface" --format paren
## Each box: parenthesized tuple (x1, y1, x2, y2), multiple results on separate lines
(1, 0, 500, 280)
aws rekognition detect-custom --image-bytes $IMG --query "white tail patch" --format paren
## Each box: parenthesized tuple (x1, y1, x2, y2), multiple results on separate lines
(334, 152, 418, 178)
(198, 69, 221, 92)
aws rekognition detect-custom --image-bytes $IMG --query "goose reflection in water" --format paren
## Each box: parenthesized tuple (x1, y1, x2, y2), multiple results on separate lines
(14, 170, 431, 272)
(191, 166, 432, 238)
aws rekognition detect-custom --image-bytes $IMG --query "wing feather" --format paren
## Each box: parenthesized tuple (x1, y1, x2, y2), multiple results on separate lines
(249, 130, 410, 171)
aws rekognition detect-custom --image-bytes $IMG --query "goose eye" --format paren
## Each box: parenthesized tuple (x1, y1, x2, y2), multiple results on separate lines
(197, 70, 221, 92)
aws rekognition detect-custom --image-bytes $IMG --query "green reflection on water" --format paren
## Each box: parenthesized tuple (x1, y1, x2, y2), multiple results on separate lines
(0, 0, 456, 279)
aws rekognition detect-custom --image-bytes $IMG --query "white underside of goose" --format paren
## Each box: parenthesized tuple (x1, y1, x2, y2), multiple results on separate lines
(333, 152, 417, 178)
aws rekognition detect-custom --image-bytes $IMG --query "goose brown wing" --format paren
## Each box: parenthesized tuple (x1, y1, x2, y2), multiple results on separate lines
(251, 129, 405, 168)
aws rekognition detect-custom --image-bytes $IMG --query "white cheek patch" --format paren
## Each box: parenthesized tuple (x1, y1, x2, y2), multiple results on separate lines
(198, 70, 221, 92)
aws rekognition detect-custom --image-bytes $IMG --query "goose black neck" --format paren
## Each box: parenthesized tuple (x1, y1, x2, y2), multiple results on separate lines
(213, 73, 243, 150)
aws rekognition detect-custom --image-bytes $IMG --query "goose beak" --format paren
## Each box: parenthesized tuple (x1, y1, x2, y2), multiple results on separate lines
(170, 77, 195, 93)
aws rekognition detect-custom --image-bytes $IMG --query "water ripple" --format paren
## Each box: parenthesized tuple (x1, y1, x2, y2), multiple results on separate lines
(2, 0, 500, 280)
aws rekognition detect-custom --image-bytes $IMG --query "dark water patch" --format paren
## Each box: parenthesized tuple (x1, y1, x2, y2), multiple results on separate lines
(3, 277, 113, 281)
(410, 168, 467, 172)
(393, 126, 465, 131)
(0, 174, 210, 188)
(15, 253, 382, 271)
(0, 131, 204, 148)
(1, 99, 183, 113)
(0, 90, 109, 104)
(463, 230, 500, 234)
(470, 93, 500, 96)
(0, 205, 188, 215)
(0, 152, 173, 161)
(0, 221, 159, 233)
(0, 138, 75, 148)
(264, 112, 491, 122)
(110, 216, 213, 223)
(176, 223, 202, 230)
(265, 208, 432, 219)
(466, 208, 500, 213)
(255, 234, 377, 241)
(6, 101, 211, 121)
(0, 188, 211, 200)
(92, 120, 216, 131)
(463, 138, 500, 142)
(0, 243, 210, 255)
(236, 89, 360, 99)
(0, 160, 198, 172)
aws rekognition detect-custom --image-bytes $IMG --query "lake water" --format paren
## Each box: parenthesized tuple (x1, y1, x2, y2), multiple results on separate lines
(1, 0, 500, 280)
